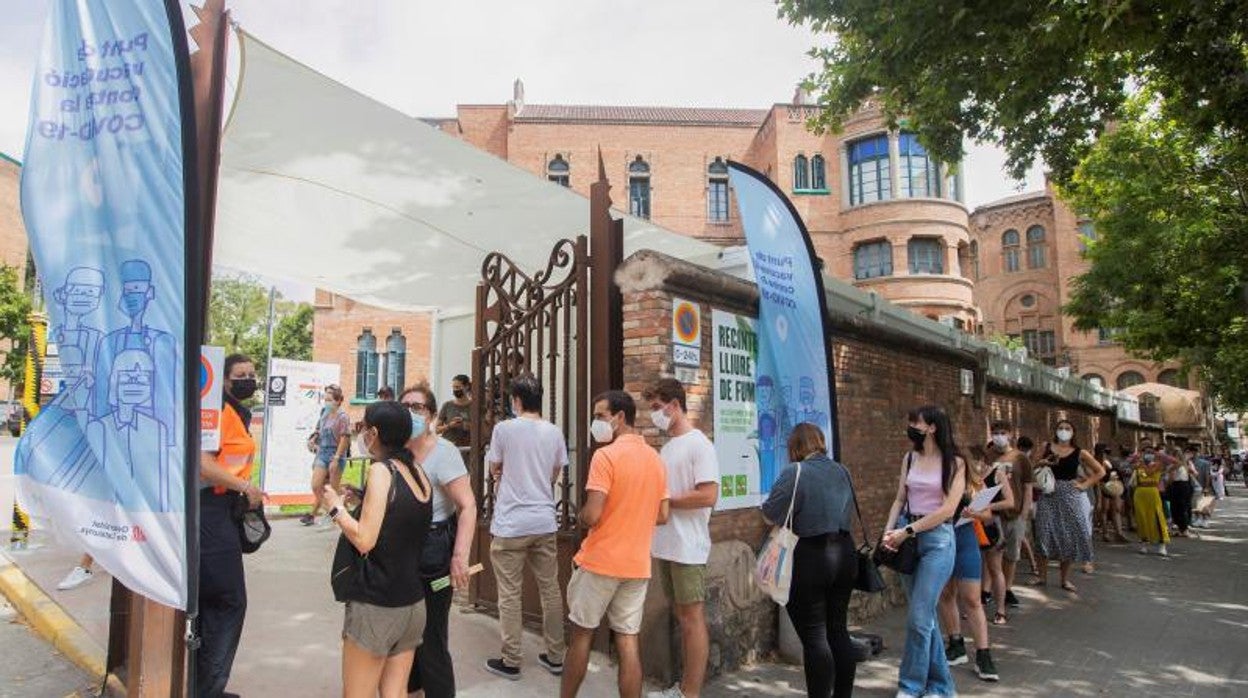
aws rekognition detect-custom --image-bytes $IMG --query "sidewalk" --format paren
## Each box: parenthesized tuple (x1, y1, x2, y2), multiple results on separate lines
(4, 490, 1248, 696)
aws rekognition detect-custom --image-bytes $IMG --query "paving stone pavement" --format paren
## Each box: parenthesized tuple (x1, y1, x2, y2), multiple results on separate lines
(703, 488, 1248, 697)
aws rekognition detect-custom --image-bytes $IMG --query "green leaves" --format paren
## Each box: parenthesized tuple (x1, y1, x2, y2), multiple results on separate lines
(0, 265, 32, 384)
(208, 273, 313, 378)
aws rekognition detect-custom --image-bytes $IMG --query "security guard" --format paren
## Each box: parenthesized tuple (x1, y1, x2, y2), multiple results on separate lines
(197, 353, 266, 697)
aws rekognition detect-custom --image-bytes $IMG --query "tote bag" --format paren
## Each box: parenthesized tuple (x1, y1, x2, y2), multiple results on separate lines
(756, 463, 801, 605)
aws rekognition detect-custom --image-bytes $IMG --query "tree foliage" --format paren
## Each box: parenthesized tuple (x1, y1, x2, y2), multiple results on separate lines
(779, 0, 1248, 182)
(1062, 95, 1248, 408)
(0, 265, 32, 385)
(208, 273, 313, 378)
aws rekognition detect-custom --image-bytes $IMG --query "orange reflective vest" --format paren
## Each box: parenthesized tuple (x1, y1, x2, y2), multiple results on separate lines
(213, 402, 256, 495)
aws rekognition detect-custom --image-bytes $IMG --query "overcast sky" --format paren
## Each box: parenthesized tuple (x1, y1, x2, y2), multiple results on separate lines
(1, 0, 1043, 301)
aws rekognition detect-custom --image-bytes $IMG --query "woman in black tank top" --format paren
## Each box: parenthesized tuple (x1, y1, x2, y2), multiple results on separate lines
(324, 401, 433, 698)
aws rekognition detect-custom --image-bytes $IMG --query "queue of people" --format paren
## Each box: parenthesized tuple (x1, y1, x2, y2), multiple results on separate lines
(188, 365, 1230, 698)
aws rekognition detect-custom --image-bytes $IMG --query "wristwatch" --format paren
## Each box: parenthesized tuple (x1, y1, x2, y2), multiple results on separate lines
(329, 506, 341, 521)
(904, 524, 915, 537)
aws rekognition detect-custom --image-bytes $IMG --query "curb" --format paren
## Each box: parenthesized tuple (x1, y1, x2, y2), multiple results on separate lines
(0, 551, 114, 690)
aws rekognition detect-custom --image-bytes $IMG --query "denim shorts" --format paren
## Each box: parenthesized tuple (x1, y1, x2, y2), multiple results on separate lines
(951, 522, 982, 581)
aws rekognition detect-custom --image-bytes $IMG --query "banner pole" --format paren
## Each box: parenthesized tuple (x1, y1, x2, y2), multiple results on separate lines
(259, 286, 276, 483)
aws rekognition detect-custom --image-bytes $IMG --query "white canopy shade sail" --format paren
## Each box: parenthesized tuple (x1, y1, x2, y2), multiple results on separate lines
(214, 31, 720, 314)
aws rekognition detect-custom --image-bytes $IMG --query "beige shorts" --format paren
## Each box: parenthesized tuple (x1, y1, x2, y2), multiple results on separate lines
(654, 559, 707, 605)
(343, 599, 426, 657)
(566, 567, 648, 635)
(1001, 516, 1026, 562)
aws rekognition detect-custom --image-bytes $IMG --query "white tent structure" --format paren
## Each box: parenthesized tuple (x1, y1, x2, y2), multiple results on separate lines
(214, 31, 720, 320)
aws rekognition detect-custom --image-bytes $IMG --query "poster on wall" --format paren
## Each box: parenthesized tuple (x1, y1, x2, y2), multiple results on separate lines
(262, 358, 341, 501)
(712, 309, 762, 510)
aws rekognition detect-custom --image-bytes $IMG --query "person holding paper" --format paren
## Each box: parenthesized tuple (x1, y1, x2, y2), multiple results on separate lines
(937, 446, 1009, 682)
(978, 450, 1016, 627)
(401, 382, 477, 698)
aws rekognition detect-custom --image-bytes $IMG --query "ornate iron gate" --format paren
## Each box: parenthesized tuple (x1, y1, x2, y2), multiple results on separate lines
(467, 159, 623, 618)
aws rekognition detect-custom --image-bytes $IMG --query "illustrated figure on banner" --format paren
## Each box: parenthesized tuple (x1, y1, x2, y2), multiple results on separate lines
(86, 348, 172, 512)
(93, 260, 176, 425)
(51, 266, 105, 379)
(756, 374, 778, 494)
(796, 376, 828, 432)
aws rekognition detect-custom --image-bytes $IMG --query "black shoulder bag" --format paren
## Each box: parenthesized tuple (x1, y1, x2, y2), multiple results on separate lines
(850, 477, 886, 593)
(872, 452, 920, 575)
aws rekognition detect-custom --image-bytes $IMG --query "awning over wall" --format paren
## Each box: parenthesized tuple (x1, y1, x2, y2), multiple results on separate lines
(213, 31, 719, 314)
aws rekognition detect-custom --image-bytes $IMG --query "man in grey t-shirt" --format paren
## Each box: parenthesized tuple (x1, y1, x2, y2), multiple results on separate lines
(484, 375, 568, 680)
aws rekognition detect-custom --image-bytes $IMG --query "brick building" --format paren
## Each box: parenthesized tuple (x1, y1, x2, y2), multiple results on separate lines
(968, 184, 1184, 390)
(0, 154, 33, 402)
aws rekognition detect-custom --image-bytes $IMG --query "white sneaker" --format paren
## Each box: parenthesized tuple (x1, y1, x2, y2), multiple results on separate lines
(647, 686, 685, 698)
(57, 566, 94, 591)
(1156, 545, 1169, 557)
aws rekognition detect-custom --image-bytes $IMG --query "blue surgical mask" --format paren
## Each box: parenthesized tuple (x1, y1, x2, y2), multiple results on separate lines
(121, 291, 148, 317)
(410, 410, 427, 436)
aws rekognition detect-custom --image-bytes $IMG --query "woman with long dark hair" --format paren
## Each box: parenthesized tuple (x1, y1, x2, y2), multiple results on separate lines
(882, 405, 967, 698)
(761, 423, 858, 697)
(1029, 420, 1105, 592)
(323, 400, 433, 698)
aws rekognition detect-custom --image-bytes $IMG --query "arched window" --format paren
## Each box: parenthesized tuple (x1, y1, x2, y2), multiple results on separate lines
(848, 134, 891, 205)
(811, 154, 827, 190)
(385, 329, 406, 395)
(1116, 371, 1145, 390)
(1002, 229, 1021, 272)
(793, 154, 809, 190)
(1026, 225, 1047, 269)
(355, 328, 379, 399)
(899, 132, 941, 198)
(853, 240, 893, 279)
(908, 237, 944, 274)
(546, 154, 570, 187)
(1082, 373, 1105, 389)
(707, 157, 730, 223)
(628, 155, 651, 219)
(1157, 369, 1188, 389)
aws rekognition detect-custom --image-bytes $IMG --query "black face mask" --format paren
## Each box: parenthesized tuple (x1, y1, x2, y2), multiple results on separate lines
(452, 389, 466, 399)
(907, 426, 928, 450)
(230, 378, 258, 401)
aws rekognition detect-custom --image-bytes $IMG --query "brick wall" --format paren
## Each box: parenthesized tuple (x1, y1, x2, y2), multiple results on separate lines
(311, 291, 432, 420)
(615, 250, 1161, 681)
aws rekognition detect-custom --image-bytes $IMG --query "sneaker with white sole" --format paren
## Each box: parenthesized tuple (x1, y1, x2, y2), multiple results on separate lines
(975, 649, 1000, 681)
(1156, 544, 1169, 557)
(538, 653, 564, 676)
(945, 636, 968, 666)
(485, 658, 521, 681)
(647, 685, 685, 698)
(57, 566, 94, 591)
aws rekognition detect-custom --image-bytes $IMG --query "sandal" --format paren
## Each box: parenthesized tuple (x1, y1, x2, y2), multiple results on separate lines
(992, 612, 1008, 625)
(1060, 581, 1077, 592)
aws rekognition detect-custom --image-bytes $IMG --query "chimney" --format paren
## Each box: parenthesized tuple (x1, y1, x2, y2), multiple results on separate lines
(792, 85, 812, 105)
(511, 78, 525, 116)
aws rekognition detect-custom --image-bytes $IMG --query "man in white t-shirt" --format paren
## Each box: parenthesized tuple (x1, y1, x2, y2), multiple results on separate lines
(484, 374, 568, 681)
(645, 378, 719, 698)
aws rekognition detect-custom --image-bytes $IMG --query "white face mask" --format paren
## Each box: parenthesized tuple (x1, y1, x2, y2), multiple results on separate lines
(355, 431, 374, 459)
(650, 408, 672, 432)
(590, 418, 615, 444)
(991, 434, 1010, 450)
(1056, 429, 1074, 443)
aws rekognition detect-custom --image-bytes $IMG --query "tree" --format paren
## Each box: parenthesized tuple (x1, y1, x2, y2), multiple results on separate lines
(1062, 94, 1248, 408)
(779, 0, 1248, 182)
(208, 272, 314, 378)
(0, 265, 32, 386)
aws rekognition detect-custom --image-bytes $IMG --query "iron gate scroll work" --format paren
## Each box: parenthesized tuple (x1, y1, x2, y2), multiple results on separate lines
(468, 236, 590, 615)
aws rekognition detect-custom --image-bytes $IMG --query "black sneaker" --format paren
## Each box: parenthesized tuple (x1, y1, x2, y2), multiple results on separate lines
(485, 658, 521, 681)
(299, 513, 315, 526)
(975, 649, 1000, 681)
(981, 590, 992, 606)
(1005, 590, 1021, 608)
(538, 653, 564, 675)
(945, 636, 968, 666)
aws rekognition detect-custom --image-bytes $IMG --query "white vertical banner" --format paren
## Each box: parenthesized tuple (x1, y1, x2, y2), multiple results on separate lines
(262, 358, 340, 499)
(712, 310, 762, 510)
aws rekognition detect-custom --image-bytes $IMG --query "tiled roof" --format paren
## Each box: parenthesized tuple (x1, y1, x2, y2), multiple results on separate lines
(971, 190, 1049, 214)
(513, 104, 769, 126)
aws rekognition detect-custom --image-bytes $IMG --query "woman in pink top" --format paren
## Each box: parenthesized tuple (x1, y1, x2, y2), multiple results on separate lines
(882, 405, 967, 698)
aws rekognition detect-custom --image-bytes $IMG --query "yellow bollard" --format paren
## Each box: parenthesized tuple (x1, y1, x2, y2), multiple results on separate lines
(10, 314, 46, 549)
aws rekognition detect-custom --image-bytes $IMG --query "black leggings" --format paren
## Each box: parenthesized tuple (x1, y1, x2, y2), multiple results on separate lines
(1171, 480, 1194, 532)
(786, 533, 857, 698)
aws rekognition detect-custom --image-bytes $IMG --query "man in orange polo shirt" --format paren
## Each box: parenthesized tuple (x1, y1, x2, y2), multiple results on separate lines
(561, 390, 670, 698)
